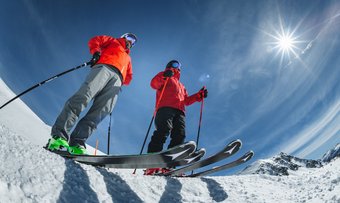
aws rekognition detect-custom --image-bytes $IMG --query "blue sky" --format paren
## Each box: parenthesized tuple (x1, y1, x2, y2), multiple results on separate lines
(0, 0, 339, 175)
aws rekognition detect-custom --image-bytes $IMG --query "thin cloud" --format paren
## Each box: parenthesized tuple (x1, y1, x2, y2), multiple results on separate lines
(283, 100, 340, 157)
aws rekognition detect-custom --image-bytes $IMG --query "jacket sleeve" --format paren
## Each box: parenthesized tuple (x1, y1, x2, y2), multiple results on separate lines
(123, 62, 133, 85)
(88, 35, 114, 54)
(184, 89, 202, 106)
(150, 72, 166, 90)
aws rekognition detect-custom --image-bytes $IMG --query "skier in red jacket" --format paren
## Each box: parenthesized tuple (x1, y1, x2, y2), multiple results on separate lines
(145, 60, 208, 175)
(46, 33, 137, 155)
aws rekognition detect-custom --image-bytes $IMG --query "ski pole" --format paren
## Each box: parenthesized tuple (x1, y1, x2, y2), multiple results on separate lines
(192, 90, 205, 175)
(196, 96, 205, 148)
(107, 112, 112, 155)
(133, 77, 169, 174)
(140, 77, 169, 153)
(95, 139, 99, 156)
(0, 61, 91, 110)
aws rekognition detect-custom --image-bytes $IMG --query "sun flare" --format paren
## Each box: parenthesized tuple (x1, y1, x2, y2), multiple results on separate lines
(262, 14, 309, 67)
(273, 31, 299, 56)
(278, 35, 294, 51)
(265, 26, 304, 66)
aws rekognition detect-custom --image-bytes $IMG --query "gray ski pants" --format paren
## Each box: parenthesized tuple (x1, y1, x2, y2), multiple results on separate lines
(51, 64, 122, 147)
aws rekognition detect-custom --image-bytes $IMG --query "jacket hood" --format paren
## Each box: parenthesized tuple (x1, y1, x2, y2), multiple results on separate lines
(117, 38, 130, 54)
(174, 69, 180, 80)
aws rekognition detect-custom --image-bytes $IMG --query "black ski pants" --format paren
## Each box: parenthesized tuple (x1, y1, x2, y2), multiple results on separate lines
(147, 107, 186, 153)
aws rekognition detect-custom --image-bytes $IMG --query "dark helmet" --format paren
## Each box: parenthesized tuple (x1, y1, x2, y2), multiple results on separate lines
(121, 33, 137, 48)
(166, 60, 181, 70)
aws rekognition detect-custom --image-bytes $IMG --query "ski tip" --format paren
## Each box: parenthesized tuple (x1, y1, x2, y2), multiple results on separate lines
(235, 139, 242, 144)
(186, 141, 197, 147)
(197, 148, 206, 153)
(229, 139, 242, 148)
(193, 148, 206, 157)
(180, 141, 197, 153)
(198, 148, 206, 157)
(245, 150, 255, 160)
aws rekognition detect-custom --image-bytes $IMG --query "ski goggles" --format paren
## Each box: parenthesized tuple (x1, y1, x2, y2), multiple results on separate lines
(121, 33, 137, 48)
(167, 61, 181, 70)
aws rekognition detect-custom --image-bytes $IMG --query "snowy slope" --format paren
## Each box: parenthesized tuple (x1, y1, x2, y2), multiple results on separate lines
(0, 78, 101, 155)
(0, 78, 339, 203)
(0, 78, 50, 146)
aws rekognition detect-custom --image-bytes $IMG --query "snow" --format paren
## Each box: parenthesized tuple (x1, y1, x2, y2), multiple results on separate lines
(322, 143, 340, 162)
(0, 79, 50, 147)
(239, 152, 324, 176)
(0, 78, 101, 155)
(0, 77, 339, 203)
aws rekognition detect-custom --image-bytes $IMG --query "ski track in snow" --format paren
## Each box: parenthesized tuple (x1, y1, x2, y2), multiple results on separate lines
(0, 125, 339, 203)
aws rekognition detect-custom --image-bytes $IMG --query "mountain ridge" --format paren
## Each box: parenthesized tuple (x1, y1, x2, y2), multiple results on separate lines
(240, 143, 339, 176)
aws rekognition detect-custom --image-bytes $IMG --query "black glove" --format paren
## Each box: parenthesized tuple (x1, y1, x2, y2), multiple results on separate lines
(199, 87, 208, 98)
(163, 69, 174, 78)
(89, 51, 101, 67)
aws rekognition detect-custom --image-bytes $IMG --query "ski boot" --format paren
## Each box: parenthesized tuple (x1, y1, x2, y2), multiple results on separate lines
(144, 168, 173, 175)
(144, 168, 162, 175)
(160, 168, 172, 174)
(68, 144, 88, 155)
(46, 136, 69, 152)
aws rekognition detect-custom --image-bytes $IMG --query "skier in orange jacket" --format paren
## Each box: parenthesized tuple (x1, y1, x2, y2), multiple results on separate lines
(47, 33, 137, 155)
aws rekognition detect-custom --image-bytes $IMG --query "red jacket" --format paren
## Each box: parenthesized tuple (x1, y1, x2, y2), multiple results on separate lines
(88, 35, 133, 85)
(151, 68, 202, 113)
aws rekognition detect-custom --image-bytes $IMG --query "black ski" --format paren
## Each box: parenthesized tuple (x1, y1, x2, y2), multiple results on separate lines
(187, 150, 254, 177)
(171, 148, 206, 166)
(45, 141, 196, 168)
(161, 139, 242, 176)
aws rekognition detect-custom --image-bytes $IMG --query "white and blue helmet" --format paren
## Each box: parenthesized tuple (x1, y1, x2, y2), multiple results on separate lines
(121, 33, 137, 48)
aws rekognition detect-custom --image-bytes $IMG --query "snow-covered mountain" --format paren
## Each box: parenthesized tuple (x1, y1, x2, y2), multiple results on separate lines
(0, 77, 339, 203)
(239, 152, 322, 176)
(240, 144, 339, 176)
(322, 143, 340, 163)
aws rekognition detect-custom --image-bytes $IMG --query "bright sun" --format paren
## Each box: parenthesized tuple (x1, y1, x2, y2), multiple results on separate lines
(273, 31, 298, 56)
(263, 14, 309, 67)
(266, 27, 303, 66)
(278, 35, 294, 50)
